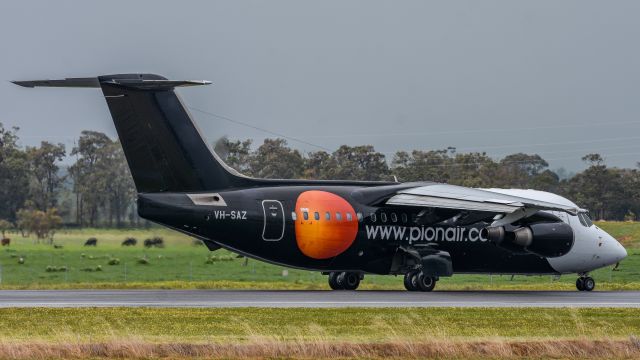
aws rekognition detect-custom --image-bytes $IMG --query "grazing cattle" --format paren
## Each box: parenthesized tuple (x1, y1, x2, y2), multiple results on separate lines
(84, 237, 97, 246)
(53, 244, 64, 249)
(143, 237, 164, 248)
(1, 238, 10, 246)
(122, 237, 137, 246)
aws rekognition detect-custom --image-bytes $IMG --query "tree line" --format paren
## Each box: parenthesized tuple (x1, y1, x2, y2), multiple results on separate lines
(1, 122, 639, 232)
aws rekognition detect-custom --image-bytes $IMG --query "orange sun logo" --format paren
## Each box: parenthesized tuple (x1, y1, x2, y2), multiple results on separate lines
(294, 190, 358, 259)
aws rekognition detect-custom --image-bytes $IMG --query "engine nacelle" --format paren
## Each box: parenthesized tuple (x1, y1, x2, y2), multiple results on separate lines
(481, 222, 574, 258)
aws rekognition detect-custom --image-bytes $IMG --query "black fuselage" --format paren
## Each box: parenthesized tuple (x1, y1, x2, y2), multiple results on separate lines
(138, 183, 556, 276)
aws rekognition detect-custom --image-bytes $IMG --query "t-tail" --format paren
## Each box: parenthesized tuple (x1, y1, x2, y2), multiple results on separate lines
(13, 74, 255, 193)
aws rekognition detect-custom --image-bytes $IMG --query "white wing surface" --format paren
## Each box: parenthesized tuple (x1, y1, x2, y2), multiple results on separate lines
(386, 184, 579, 216)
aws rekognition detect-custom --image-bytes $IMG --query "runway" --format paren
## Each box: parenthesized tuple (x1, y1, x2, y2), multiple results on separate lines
(0, 290, 639, 308)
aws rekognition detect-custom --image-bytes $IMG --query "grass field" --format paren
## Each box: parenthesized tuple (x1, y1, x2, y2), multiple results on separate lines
(0, 221, 637, 290)
(0, 307, 637, 359)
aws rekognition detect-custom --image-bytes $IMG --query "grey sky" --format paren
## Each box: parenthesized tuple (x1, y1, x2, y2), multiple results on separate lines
(1, 0, 639, 171)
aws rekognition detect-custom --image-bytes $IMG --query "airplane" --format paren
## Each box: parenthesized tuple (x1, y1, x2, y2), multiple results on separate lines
(13, 73, 628, 292)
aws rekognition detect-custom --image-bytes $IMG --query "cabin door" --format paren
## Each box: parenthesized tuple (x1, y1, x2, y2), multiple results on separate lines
(261, 200, 285, 241)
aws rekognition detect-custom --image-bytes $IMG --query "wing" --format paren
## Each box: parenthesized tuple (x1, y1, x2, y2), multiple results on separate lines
(383, 184, 578, 226)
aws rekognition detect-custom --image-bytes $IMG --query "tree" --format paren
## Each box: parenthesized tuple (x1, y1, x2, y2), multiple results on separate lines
(496, 153, 549, 188)
(26, 141, 66, 211)
(214, 137, 253, 174)
(562, 154, 617, 220)
(249, 138, 305, 179)
(69, 131, 112, 226)
(0, 219, 12, 238)
(330, 145, 389, 181)
(392, 149, 452, 183)
(16, 208, 62, 243)
(0, 123, 29, 222)
(304, 151, 336, 180)
(101, 141, 136, 227)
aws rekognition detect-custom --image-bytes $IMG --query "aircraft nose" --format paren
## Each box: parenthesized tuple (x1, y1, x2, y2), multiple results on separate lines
(605, 233, 627, 263)
(614, 238, 628, 261)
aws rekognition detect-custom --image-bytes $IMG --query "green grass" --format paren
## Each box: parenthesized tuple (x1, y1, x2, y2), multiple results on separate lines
(1, 307, 638, 359)
(0, 222, 638, 290)
(0, 307, 638, 343)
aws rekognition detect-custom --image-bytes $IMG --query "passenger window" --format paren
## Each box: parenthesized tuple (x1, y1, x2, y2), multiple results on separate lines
(325, 211, 331, 220)
(401, 213, 408, 223)
(391, 213, 397, 222)
(357, 212, 363, 222)
(291, 212, 297, 221)
(346, 213, 353, 221)
(370, 213, 377, 222)
(303, 211, 309, 220)
(336, 212, 342, 221)
(381, 213, 387, 223)
(314, 212, 320, 221)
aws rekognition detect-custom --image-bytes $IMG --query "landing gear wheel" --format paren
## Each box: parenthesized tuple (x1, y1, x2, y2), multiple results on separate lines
(328, 272, 343, 290)
(417, 272, 436, 292)
(582, 277, 595, 292)
(576, 276, 595, 291)
(403, 270, 420, 291)
(341, 272, 361, 290)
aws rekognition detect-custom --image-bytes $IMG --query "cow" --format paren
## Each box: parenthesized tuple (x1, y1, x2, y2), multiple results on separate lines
(143, 237, 164, 248)
(122, 237, 137, 246)
(1, 238, 10, 246)
(84, 237, 97, 246)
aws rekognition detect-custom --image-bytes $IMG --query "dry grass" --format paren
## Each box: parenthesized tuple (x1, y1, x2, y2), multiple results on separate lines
(0, 338, 638, 359)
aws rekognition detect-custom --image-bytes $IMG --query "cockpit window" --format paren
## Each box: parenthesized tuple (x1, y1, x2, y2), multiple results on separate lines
(577, 213, 587, 227)
(578, 213, 593, 227)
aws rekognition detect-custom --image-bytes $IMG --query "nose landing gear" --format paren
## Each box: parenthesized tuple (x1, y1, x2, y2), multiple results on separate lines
(403, 270, 437, 292)
(328, 272, 362, 290)
(576, 275, 595, 291)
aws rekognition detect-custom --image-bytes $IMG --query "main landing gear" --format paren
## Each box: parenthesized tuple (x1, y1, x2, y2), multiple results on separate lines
(403, 270, 437, 292)
(328, 272, 362, 290)
(576, 274, 595, 292)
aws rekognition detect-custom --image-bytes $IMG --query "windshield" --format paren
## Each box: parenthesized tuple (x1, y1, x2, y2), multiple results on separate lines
(578, 212, 593, 227)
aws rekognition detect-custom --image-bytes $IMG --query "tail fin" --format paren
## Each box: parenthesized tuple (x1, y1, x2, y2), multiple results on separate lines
(13, 74, 254, 193)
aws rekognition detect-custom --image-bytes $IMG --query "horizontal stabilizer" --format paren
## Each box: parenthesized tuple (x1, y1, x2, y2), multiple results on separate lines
(13, 76, 210, 90)
(12, 78, 100, 88)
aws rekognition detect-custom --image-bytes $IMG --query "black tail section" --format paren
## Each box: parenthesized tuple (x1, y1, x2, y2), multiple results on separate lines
(14, 74, 255, 193)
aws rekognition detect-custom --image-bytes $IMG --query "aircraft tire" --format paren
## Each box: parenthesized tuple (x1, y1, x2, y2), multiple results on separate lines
(417, 272, 436, 292)
(583, 277, 595, 292)
(342, 272, 361, 290)
(328, 272, 343, 290)
(403, 271, 420, 291)
(576, 277, 585, 291)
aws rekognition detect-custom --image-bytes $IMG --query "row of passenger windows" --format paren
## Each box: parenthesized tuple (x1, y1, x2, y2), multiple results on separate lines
(292, 211, 413, 224)
(292, 211, 355, 222)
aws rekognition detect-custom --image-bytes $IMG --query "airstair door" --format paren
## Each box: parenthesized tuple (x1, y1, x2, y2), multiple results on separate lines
(262, 200, 285, 241)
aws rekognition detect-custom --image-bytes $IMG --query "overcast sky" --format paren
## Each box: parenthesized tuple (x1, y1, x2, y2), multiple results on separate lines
(1, 0, 639, 171)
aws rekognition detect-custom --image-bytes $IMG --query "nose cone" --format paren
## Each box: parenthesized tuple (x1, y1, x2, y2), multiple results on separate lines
(604, 232, 627, 265)
(613, 238, 628, 262)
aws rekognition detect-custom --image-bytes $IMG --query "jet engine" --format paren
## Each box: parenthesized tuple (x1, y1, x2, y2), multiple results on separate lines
(481, 222, 574, 258)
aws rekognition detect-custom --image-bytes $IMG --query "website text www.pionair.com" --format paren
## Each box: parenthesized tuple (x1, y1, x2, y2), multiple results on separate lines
(364, 225, 488, 244)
